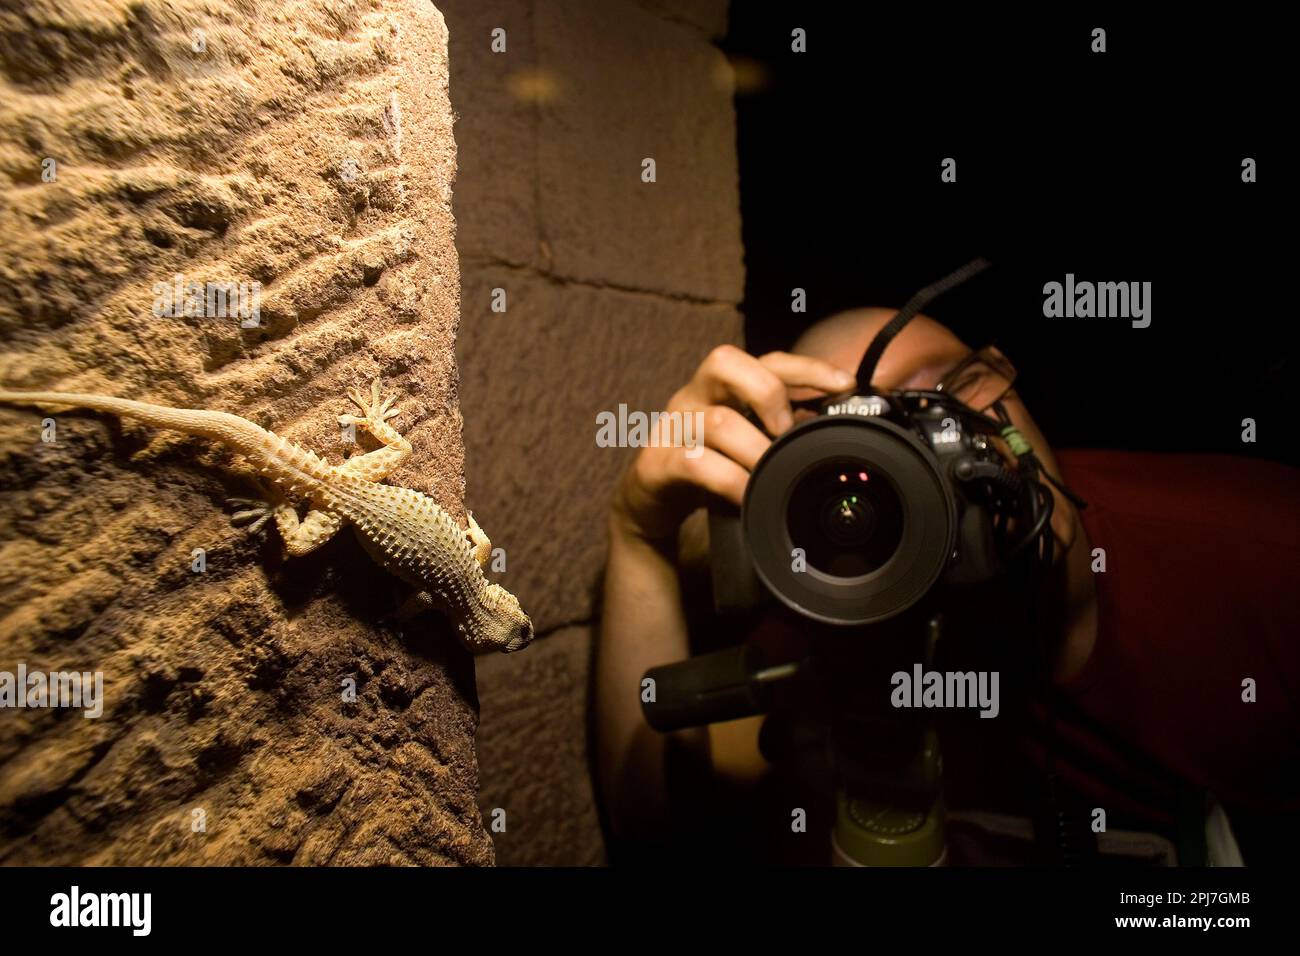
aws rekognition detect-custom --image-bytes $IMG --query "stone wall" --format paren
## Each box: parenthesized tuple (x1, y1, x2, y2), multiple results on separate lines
(441, 0, 745, 865)
(0, 0, 490, 865)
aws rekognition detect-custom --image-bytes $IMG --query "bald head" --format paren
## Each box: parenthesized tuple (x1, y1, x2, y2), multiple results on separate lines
(792, 307, 971, 392)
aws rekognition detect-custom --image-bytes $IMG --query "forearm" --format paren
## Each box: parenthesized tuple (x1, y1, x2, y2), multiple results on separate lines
(594, 514, 706, 839)
(591, 346, 854, 838)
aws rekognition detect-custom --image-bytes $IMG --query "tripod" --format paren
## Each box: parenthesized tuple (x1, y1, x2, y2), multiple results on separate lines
(643, 609, 950, 866)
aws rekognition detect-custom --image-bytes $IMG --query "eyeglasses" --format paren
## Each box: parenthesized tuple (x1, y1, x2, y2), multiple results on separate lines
(935, 346, 1018, 412)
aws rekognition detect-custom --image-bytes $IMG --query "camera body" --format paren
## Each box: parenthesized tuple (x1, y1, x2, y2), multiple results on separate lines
(710, 389, 1012, 627)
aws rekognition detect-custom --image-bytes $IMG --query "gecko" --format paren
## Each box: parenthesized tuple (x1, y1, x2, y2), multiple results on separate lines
(0, 378, 533, 654)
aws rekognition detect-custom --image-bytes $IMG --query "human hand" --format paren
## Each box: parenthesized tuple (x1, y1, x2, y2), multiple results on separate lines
(611, 344, 857, 542)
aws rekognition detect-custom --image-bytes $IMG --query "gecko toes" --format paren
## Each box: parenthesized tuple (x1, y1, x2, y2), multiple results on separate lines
(226, 495, 278, 534)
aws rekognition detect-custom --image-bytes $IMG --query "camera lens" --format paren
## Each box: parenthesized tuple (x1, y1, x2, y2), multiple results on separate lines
(742, 415, 956, 626)
(787, 459, 905, 576)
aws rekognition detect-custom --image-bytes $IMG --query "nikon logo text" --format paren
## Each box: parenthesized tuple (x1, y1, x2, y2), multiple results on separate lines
(826, 396, 886, 417)
(596, 404, 704, 459)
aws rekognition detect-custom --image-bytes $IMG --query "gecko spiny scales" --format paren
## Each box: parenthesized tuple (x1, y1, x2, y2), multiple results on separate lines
(0, 378, 533, 654)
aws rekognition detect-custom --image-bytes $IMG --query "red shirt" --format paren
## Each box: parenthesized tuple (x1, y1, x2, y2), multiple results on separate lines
(1045, 450, 1300, 828)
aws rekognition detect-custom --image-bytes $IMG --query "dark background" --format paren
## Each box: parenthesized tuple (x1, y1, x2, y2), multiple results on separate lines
(724, 7, 1293, 465)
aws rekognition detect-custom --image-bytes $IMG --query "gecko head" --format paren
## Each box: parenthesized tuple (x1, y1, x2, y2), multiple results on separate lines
(488, 589, 534, 653)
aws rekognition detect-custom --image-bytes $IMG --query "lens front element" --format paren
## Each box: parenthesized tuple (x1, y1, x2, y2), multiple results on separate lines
(787, 459, 905, 577)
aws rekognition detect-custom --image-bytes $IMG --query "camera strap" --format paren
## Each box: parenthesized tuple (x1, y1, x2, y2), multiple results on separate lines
(855, 257, 992, 390)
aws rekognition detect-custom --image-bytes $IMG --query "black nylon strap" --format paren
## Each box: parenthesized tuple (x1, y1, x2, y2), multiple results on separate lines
(854, 257, 991, 389)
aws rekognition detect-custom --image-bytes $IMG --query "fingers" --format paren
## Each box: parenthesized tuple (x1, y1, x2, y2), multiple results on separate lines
(757, 351, 858, 394)
(681, 447, 750, 508)
(678, 345, 856, 437)
(641, 407, 769, 502)
(615, 345, 856, 539)
(686, 345, 789, 436)
(634, 443, 750, 509)
(698, 404, 770, 472)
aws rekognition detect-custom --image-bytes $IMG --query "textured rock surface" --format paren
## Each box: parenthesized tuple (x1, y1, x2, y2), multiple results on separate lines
(474, 625, 601, 866)
(442, 0, 743, 865)
(0, 0, 492, 865)
(457, 268, 740, 632)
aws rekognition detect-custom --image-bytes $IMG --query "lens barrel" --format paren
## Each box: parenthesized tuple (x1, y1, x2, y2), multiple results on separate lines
(743, 414, 956, 626)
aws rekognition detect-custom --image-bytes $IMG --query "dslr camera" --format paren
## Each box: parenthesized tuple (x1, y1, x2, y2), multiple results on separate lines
(642, 259, 1061, 733)
(709, 384, 1014, 628)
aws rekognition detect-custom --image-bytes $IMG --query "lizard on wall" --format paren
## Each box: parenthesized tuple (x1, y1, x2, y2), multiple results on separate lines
(0, 378, 533, 654)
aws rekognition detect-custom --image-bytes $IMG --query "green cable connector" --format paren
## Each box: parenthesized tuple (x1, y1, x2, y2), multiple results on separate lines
(1001, 425, 1031, 457)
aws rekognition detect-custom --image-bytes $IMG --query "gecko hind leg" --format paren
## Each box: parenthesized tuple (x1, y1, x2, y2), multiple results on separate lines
(228, 487, 344, 557)
(337, 377, 412, 482)
(272, 506, 345, 557)
(391, 590, 435, 623)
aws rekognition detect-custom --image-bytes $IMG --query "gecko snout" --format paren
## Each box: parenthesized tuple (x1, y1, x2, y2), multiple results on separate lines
(504, 619, 534, 653)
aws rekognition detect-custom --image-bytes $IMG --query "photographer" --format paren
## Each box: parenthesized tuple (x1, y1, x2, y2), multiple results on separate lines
(594, 307, 1299, 865)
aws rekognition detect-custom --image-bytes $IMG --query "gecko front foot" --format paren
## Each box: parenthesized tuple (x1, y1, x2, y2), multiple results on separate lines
(465, 511, 493, 568)
(339, 377, 400, 433)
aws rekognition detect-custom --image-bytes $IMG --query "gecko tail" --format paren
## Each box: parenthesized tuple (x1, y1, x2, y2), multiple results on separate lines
(0, 389, 250, 440)
(0, 389, 175, 413)
(0, 388, 324, 481)
(0, 389, 96, 408)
